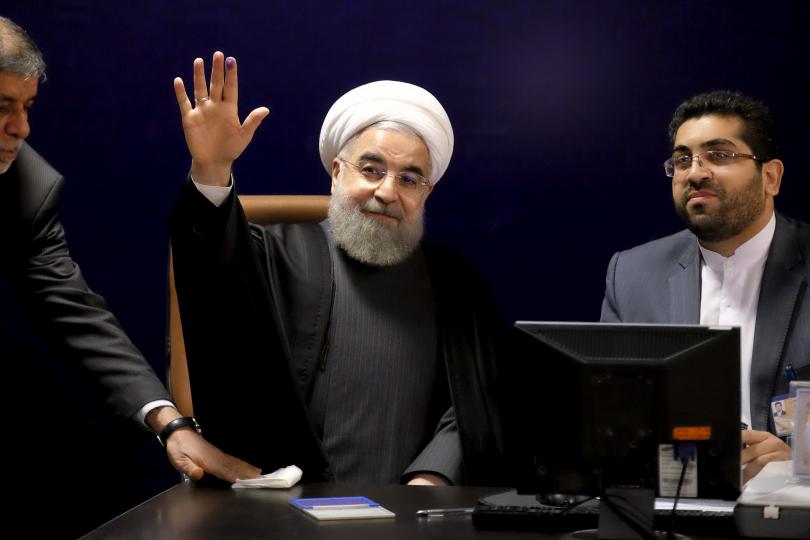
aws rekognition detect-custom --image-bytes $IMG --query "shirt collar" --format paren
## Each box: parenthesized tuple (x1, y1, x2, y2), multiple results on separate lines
(699, 212, 776, 272)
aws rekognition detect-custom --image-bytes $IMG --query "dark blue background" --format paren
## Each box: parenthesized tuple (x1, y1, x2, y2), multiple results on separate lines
(5, 1, 809, 536)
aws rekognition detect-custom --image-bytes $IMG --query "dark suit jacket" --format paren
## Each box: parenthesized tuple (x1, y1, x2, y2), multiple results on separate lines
(1, 143, 169, 418)
(601, 213, 810, 431)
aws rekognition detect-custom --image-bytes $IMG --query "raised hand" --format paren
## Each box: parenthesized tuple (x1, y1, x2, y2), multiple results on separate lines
(174, 51, 269, 186)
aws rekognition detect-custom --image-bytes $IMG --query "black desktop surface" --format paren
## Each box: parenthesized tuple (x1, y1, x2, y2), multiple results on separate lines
(79, 482, 740, 539)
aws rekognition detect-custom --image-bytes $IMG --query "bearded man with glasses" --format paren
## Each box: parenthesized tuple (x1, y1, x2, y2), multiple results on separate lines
(601, 90, 809, 482)
(170, 52, 505, 487)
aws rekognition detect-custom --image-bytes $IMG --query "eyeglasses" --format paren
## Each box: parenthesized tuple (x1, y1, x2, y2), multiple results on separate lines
(340, 159, 431, 192)
(664, 150, 763, 178)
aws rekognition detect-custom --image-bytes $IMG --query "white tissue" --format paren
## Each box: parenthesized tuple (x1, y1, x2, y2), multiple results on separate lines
(231, 464, 303, 489)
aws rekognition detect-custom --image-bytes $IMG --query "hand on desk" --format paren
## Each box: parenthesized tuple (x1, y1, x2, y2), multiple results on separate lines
(167, 429, 261, 483)
(407, 472, 450, 486)
(741, 429, 791, 483)
(148, 406, 261, 483)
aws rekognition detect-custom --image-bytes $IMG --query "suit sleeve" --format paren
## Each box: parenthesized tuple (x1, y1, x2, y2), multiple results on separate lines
(600, 251, 623, 322)
(425, 244, 508, 487)
(25, 178, 169, 419)
(169, 179, 329, 480)
(401, 406, 463, 484)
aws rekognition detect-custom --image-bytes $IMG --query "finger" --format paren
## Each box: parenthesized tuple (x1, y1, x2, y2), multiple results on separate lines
(167, 444, 206, 481)
(745, 449, 789, 482)
(183, 460, 205, 481)
(173, 77, 192, 116)
(193, 57, 208, 101)
(741, 429, 771, 445)
(741, 436, 790, 465)
(742, 462, 762, 484)
(741, 445, 757, 465)
(241, 107, 270, 139)
(209, 51, 225, 101)
(223, 56, 238, 103)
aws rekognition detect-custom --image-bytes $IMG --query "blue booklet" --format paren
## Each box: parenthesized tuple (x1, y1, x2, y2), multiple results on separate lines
(289, 496, 395, 520)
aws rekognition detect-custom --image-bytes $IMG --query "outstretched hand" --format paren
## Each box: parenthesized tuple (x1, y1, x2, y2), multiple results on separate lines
(174, 51, 269, 186)
(166, 429, 262, 483)
(147, 406, 261, 483)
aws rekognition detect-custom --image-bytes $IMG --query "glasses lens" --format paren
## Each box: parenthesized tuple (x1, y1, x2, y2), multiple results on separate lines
(664, 158, 675, 177)
(357, 162, 385, 182)
(704, 151, 734, 166)
(666, 154, 700, 177)
(396, 172, 422, 189)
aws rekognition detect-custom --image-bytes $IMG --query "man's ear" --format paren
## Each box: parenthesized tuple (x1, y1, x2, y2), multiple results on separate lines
(421, 183, 434, 203)
(331, 158, 341, 194)
(762, 159, 783, 197)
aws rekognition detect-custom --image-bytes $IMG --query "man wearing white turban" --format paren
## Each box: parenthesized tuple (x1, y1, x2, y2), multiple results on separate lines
(170, 52, 505, 486)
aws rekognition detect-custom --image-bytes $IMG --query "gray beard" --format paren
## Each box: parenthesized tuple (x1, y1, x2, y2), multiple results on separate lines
(328, 184, 424, 266)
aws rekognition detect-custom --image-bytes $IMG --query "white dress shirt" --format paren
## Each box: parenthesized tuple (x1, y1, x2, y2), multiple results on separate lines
(193, 179, 232, 207)
(698, 212, 776, 428)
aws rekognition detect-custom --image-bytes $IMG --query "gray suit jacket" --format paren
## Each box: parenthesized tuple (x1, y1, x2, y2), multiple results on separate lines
(601, 213, 810, 431)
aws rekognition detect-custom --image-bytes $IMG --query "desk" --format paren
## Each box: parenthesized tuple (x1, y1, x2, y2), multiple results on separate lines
(81, 483, 734, 539)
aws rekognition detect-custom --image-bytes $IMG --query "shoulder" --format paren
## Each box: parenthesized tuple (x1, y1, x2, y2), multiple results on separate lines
(776, 213, 810, 244)
(421, 239, 480, 274)
(420, 239, 494, 297)
(8, 144, 64, 223)
(774, 213, 810, 273)
(260, 221, 327, 249)
(255, 221, 331, 269)
(610, 229, 695, 269)
(15, 143, 62, 190)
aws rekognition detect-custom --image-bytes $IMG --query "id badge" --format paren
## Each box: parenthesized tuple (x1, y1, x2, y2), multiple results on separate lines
(770, 393, 795, 436)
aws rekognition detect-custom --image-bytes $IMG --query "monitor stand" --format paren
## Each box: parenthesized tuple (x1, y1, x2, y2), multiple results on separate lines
(600, 486, 655, 539)
(562, 487, 690, 540)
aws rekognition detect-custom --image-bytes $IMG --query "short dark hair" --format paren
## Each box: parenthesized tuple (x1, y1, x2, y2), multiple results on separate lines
(0, 16, 46, 81)
(668, 90, 779, 162)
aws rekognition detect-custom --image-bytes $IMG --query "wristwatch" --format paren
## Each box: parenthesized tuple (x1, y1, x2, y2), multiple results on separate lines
(157, 416, 201, 447)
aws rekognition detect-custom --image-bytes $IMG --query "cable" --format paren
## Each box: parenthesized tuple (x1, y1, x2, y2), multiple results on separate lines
(667, 442, 696, 539)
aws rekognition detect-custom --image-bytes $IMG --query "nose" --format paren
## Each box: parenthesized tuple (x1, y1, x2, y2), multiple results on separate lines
(685, 154, 711, 184)
(5, 109, 30, 141)
(373, 172, 398, 203)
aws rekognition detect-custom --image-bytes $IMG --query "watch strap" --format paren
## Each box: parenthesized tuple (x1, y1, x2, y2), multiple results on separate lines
(157, 416, 201, 447)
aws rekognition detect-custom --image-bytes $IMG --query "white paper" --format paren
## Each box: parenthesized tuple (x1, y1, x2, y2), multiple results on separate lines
(231, 464, 303, 489)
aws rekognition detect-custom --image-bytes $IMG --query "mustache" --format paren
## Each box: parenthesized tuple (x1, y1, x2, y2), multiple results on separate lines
(360, 198, 404, 220)
(682, 181, 723, 203)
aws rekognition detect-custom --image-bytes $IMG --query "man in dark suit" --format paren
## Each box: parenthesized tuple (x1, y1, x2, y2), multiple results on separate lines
(601, 90, 808, 482)
(0, 16, 259, 491)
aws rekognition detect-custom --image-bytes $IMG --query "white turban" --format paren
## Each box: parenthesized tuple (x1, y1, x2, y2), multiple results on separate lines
(319, 80, 454, 184)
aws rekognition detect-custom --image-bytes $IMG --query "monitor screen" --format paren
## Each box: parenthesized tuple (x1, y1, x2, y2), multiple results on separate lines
(502, 322, 741, 501)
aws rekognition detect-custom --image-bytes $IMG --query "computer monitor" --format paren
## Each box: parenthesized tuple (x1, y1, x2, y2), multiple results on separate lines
(502, 322, 741, 502)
